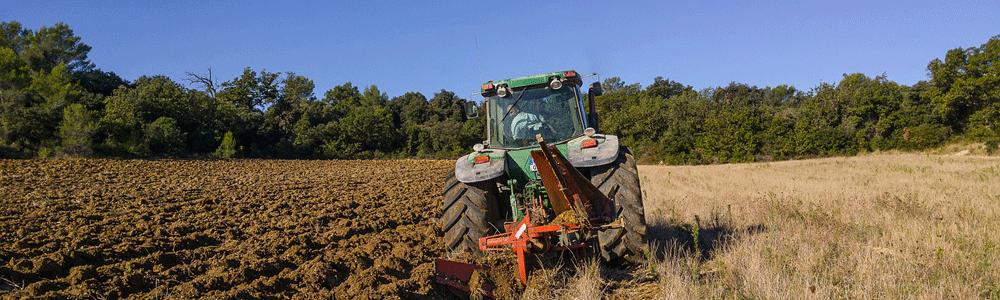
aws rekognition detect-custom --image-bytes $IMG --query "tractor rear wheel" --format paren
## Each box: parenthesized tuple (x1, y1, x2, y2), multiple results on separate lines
(591, 148, 648, 263)
(440, 171, 502, 254)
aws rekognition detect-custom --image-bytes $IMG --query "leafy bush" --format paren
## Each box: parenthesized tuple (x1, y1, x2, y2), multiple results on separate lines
(903, 124, 952, 149)
(214, 131, 237, 158)
(58, 103, 95, 156)
(144, 117, 185, 155)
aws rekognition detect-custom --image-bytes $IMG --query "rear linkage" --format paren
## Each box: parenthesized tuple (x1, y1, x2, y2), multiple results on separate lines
(436, 134, 626, 294)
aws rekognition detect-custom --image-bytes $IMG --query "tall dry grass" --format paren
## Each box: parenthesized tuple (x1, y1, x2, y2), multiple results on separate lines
(532, 153, 1000, 299)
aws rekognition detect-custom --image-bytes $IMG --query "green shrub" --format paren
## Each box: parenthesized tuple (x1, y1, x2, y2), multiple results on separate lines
(904, 123, 952, 149)
(214, 131, 237, 158)
(144, 117, 185, 155)
(37, 147, 53, 159)
(58, 103, 95, 156)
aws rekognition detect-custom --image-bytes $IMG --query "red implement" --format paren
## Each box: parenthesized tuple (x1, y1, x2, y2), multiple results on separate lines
(434, 259, 494, 297)
(478, 214, 583, 283)
(437, 135, 623, 292)
(474, 135, 610, 284)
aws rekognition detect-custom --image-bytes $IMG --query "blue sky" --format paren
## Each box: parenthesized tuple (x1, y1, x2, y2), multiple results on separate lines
(5, 1, 999, 98)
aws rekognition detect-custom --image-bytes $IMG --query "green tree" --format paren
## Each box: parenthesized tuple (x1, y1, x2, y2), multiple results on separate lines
(323, 82, 362, 111)
(0, 47, 32, 155)
(218, 68, 279, 111)
(0, 21, 93, 74)
(645, 76, 692, 99)
(924, 36, 1000, 133)
(393, 92, 429, 125)
(658, 91, 708, 163)
(20, 22, 94, 73)
(144, 116, 185, 155)
(99, 76, 217, 155)
(0, 47, 29, 89)
(261, 72, 316, 155)
(215, 68, 279, 154)
(0, 61, 86, 156)
(695, 83, 772, 163)
(324, 103, 395, 158)
(966, 102, 1000, 150)
(58, 103, 95, 156)
(0, 22, 27, 53)
(75, 68, 127, 97)
(215, 131, 237, 158)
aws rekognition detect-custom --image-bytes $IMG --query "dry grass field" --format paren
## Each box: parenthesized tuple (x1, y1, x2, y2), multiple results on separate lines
(531, 152, 1000, 299)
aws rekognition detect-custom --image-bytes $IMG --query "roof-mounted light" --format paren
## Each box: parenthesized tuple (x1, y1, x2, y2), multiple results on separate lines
(481, 81, 496, 97)
(549, 77, 563, 90)
(497, 85, 510, 97)
(563, 71, 577, 78)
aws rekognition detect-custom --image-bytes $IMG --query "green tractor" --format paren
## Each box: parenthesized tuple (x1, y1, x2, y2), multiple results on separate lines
(435, 70, 648, 289)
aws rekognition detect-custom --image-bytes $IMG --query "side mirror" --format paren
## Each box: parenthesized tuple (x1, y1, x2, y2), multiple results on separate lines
(464, 101, 480, 119)
(586, 82, 602, 131)
(588, 82, 604, 97)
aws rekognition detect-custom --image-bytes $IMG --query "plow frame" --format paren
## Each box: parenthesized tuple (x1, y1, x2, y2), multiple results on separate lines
(434, 135, 626, 293)
(476, 135, 621, 284)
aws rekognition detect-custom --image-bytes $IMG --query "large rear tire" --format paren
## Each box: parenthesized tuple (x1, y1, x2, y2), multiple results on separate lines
(591, 148, 648, 263)
(440, 171, 502, 254)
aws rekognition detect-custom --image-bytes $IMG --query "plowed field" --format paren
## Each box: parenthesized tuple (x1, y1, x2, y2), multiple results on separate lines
(0, 159, 453, 299)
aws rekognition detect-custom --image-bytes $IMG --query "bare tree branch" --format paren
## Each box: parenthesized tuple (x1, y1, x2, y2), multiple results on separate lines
(184, 68, 216, 97)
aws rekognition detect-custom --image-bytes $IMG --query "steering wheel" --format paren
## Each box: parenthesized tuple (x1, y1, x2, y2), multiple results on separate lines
(511, 121, 557, 146)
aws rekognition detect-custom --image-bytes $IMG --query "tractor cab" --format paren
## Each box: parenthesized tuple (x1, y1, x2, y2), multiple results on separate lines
(456, 71, 616, 185)
(477, 70, 601, 149)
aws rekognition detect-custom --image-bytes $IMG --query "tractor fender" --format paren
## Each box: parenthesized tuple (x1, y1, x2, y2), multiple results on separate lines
(455, 149, 507, 183)
(566, 134, 621, 168)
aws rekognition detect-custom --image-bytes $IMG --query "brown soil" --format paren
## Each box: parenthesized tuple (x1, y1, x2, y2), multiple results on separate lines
(0, 159, 455, 299)
(464, 252, 521, 299)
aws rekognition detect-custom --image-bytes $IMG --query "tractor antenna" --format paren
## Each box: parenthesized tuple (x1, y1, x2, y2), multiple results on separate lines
(473, 35, 485, 90)
(465, 35, 489, 100)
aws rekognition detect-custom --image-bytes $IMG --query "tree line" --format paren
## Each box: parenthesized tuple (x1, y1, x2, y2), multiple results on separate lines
(596, 34, 998, 163)
(0, 21, 480, 159)
(0, 21, 997, 162)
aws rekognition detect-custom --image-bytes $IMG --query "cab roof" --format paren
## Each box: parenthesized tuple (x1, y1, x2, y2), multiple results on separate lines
(481, 70, 581, 94)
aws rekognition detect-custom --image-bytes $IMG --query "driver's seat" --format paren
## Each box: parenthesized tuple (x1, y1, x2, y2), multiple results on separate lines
(503, 117, 514, 144)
